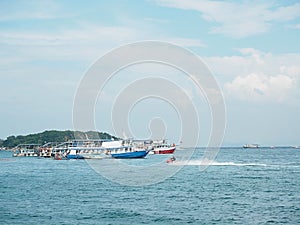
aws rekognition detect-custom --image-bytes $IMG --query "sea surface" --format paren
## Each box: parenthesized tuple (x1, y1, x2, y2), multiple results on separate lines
(0, 147, 299, 224)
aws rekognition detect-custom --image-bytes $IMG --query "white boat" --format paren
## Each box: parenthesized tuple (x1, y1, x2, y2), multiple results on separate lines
(52, 139, 145, 159)
(243, 144, 259, 148)
(12, 144, 40, 157)
(52, 139, 112, 159)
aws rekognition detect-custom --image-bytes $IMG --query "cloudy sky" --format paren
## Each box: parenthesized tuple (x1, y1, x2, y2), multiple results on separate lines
(1, 0, 300, 146)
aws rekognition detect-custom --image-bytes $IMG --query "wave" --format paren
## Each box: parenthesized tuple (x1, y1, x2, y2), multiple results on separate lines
(172, 160, 268, 167)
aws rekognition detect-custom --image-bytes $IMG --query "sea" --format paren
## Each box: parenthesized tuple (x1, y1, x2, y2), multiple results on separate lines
(0, 147, 299, 224)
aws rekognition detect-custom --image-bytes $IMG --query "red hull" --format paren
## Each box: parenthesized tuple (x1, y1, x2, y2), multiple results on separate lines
(153, 147, 175, 154)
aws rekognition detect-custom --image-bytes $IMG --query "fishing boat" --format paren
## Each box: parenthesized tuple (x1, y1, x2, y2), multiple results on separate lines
(150, 140, 176, 154)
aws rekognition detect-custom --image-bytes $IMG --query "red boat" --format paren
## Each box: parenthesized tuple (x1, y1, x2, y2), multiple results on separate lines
(151, 140, 176, 154)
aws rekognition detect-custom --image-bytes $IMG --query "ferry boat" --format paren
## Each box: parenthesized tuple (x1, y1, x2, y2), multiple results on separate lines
(52, 139, 111, 159)
(52, 139, 145, 159)
(107, 140, 150, 159)
(150, 140, 176, 154)
(13, 144, 40, 157)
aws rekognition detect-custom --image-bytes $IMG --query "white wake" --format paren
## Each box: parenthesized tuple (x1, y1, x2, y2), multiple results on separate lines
(171, 160, 267, 167)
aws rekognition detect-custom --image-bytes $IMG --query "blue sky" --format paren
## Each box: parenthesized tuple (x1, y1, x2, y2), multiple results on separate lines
(0, 0, 300, 146)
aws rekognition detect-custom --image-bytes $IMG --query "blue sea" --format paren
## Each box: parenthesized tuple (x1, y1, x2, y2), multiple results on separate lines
(0, 147, 299, 224)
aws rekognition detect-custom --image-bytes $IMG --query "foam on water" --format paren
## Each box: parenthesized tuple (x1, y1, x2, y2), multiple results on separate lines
(171, 160, 300, 168)
(171, 160, 268, 167)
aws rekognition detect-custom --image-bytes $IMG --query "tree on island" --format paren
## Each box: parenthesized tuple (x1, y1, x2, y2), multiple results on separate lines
(1, 130, 118, 148)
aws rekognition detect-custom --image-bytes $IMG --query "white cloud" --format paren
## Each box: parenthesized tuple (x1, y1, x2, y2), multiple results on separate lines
(0, 24, 139, 46)
(154, 0, 300, 38)
(202, 48, 300, 103)
(205, 49, 300, 79)
(225, 73, 295, 102)
(0, 24, 145, 66)
(0, 22, 206, 67)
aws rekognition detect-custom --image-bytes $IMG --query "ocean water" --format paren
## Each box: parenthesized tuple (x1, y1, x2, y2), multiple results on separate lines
(0, 147, 299, 224)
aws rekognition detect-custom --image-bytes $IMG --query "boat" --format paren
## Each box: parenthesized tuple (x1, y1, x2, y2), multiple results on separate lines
(51, 139, 113, 159)
(150, 140, 176, 154)
(66, 149, 84, 159)
(52, 139, 148, 159)
(53, 152, 67, 160)
(105, 141, 149, 159)
(38, 142, 54, 158)
(111, 150, 149, 159)
(12, 144, 40, 157)
(243, 144, 259, 148)
(166, 156, 176, 163)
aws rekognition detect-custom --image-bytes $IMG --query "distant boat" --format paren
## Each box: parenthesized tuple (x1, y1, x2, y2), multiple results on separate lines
(243, 144, 259, 149)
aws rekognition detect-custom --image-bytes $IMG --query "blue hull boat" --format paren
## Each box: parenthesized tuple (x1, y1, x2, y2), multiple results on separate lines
(66, 154, 84, 159)
(66, 149, 84, 159)
(111, 150, 149, 159)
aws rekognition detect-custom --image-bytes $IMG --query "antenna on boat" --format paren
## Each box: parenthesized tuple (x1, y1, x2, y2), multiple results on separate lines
(122, 130, 128, 140)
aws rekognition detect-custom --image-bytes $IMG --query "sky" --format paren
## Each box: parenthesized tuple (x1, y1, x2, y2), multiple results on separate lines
(0, 0, 300, 146)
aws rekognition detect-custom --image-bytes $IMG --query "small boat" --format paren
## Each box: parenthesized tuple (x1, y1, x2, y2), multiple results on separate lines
(66, 150, 84, 159)
(166, 156, 176, 163)
(54, 152, 64, 160)
(243, 144, 259, 149)
(151, 140, 176, 154)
